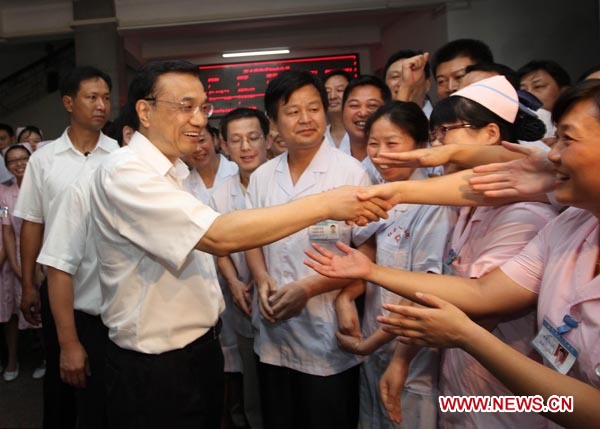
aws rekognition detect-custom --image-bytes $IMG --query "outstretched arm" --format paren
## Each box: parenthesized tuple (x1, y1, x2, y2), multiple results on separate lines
(372, 142, 526, 171)
(380, 293, 600, 428)
(470, 142, 556, 198)
(357, 169, 527, 209)
(305, 241, 537, 319)
(198, 186, 391, 256)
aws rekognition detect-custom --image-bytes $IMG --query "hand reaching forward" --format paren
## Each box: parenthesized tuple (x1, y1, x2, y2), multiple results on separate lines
(377, 292, 475, 348)
(372, 145, 452, 169)
(304, 242, 374, 280)
(323, 185, 391, 226)
(470, 142, 555, 198)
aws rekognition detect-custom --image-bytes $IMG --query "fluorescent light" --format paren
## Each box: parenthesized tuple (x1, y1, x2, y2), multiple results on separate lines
(222, 49, 290, 58)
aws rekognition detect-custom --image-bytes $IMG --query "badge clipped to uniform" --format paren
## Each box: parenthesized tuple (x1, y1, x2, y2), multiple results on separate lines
(532, 316, 579, 374)
(0, 206, 8, 219)
(308, 220, 340, 242)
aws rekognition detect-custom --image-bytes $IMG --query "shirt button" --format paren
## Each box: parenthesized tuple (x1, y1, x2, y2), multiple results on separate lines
(595, 364, 600, 377)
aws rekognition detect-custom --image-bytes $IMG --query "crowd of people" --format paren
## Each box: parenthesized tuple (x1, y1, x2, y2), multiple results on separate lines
(0, 37, 598, 429)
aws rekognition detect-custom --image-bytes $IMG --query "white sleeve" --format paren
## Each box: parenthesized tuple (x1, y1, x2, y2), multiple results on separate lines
(37, 182, 88, 274)
(13, 154, 45, 223)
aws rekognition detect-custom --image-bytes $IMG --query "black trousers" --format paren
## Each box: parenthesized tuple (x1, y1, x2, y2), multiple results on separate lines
(74, 310, 109, 429)
(105, 323, 224, 429)
(258, 361, 360, 429)
(40, 282, 77, 429)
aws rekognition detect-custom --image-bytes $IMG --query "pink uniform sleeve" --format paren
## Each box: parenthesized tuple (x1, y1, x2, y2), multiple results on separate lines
(499, 221, 549, 295)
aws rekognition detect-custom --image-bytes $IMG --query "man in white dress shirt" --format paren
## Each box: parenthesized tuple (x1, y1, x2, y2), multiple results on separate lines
(323, 70, 352, 154)
(14, 66, 118, 429)
(89, 60, 390, 428)
(211, 107, 272, 429)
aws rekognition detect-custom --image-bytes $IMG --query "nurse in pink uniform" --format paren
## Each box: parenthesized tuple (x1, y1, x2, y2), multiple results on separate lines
(0, 144, 36, 381)
(306, 78, 600, 428)
(428, 77, 555, 429)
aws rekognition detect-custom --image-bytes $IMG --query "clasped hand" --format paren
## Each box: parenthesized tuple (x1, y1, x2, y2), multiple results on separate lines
(257, 276, 309, 322)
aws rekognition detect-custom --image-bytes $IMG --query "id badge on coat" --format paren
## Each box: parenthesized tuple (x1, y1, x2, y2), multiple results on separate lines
(532, 319, 578, 374)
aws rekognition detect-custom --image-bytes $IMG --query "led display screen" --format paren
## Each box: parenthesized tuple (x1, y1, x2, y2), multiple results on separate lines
(198, 54, 359, 116)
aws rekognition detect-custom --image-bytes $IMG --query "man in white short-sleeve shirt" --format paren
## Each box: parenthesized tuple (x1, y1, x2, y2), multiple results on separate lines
(245, 70, 370, 429)
(37, 169, 111, 429)
(13, 66, 117, 429)
(90, 60, 390, 428)
(210, 107, 273, 429)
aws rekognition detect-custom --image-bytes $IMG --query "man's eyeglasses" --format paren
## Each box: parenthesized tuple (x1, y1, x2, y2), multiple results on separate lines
(227, 134, 265, 148)
(429, 123, 477, 142)
(144, 98, 214, 118)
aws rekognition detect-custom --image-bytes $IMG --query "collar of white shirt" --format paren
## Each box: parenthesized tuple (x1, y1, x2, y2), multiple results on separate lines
(53, 127, 116, 155)
(127, 131, 190, 182)
(275, 139, 330, 174)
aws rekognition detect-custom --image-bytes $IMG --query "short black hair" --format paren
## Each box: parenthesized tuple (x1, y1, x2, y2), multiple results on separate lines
(552, 78, 600, 124)
(264, 70, 328, 121)
(384, 49, 431, 79)
(432, 39, 494, 75)
(465, 63, 519, 89)
(518, 60, 571, 88)
(0, 123, 15, 137)
(206, 124, 220, 140)
(324, 69, 353, 85)
(59, 66, 112, 97)
(220, 108, 269, 141)
(125, 60, 202, 130)
(342, 75, 392, 107)
(365, 101, 429, 148)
